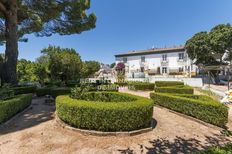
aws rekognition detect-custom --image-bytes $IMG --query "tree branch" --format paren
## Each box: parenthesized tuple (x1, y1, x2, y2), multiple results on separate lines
(0, 1, 6, 16)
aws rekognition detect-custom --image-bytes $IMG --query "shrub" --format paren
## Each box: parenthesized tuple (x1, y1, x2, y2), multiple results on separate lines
(0, 88, 14, 100)
(154, 85, 194, 94)
(0, 94, 32, 124)
(66, 80, 80, 87)
(128, 82, 155, 91)
(51, 88, 71, 98)
(114, 82, 128, 87)
(11, 86, 36, 95)
(97, 84, 119, 92)
(197, 143, 232, 154)
(36, 87, 52, 97)
(56, 92, 153, 131)
(155, 81, 184, 87)
(150, 92, 228, 127)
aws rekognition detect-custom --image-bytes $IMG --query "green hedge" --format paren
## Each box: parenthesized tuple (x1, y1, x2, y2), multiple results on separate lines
(56, 92, 153, 131)
(154, 85, 194, 94)
(36, 87, 52, 97)
(150, 92, 228, 127)
(0, 88, 14, 100)
(197, 143, 232, 154)
(0, 94, 32, 124)
(51, 88, 71, 98)
(11, 86, 36, 95)
(155, 81, 184, 87)
(128, 82, 155, 91)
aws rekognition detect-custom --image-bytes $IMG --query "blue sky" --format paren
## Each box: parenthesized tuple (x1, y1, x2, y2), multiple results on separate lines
(1, 0, 232, 64)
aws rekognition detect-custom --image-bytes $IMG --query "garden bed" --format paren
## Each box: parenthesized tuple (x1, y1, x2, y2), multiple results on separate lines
(150, 92, 228, 127)
(56, 92, 153, 132)
(0, 94, 33, 124)
(128, 82, 155, 91)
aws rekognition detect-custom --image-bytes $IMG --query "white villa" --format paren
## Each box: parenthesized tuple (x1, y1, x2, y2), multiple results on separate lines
(115, 46, 198, 79)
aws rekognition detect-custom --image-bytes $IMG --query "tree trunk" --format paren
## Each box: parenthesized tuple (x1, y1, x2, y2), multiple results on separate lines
(3, 1, 18, 85)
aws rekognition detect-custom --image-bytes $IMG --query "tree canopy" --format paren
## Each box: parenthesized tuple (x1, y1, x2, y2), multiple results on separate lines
(81, 60, 100, 78)
(185, 24, 232, 66)
(41, 46, 83, 82)
(0, 0, 96, 84)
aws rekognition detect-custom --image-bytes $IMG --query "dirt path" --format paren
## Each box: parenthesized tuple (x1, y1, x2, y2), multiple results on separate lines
(0, 96, 231, 154)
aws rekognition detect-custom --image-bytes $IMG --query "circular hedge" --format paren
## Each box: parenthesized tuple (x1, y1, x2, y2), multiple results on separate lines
(56, 92, 154, 132)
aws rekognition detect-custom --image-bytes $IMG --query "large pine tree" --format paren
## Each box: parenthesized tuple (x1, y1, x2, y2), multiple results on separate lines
(0, 0, 96, 84)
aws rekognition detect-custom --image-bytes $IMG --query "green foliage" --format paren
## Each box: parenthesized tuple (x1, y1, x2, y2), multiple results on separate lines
(197, 143, 232, 154)
(186, 24, 232, 65)
(150, 92, 228, 127)
(36, 87, 52, 97)
(0, 0, 96, 44)
(0, 88, 14, 100)
(56, 92, 153, 131)
(97, 84, 119, 92)
(0, 94, 32, 124)
(11, 86, 36, 95)
(154, 85, 194, 94)
(114, 82, 128, 87)
(72, 91, 136, 102)
(110, 63, 116, 68)
(128, 82, 155, 91)
(81, 61, 100, 78)
(51, 88, 71, 98)
(17, 59, 38, 82)
(42, 46, 83, 82)
(155, 81, 184, 87)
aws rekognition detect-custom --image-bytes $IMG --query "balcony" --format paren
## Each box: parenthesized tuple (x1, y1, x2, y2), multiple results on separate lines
(161, 60, 169, 66)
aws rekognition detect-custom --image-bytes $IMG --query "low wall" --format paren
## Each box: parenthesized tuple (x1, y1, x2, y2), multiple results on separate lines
(126, 77, 203, 87)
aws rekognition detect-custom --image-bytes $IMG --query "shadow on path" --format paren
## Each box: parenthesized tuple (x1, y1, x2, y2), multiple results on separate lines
(0, 97, 55, 135)
(118, 133, 230, 154)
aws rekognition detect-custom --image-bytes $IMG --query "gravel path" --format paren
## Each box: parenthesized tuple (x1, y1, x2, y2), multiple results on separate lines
(0, 95, 231, 154)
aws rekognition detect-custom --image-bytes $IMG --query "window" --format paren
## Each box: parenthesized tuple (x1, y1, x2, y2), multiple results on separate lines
(123, 57, 127, 63)
(162, 54, 167, 61)
(179, 67, 184, 72)
(141, 67, 144, 72)
(162, 67, 167, 74)
(141, 56, 145, 62)
(178, 53, 184, 60)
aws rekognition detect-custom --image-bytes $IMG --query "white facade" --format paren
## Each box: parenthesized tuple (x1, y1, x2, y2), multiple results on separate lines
(115, 47, 198, 78)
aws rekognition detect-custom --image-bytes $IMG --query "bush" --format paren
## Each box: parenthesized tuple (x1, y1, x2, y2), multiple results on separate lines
(114, 82, 128, 87)
(97, 84, 119, 92)
(56, 92, 153, 131)
(150, 92, 228, 127)
(128, 82, 155, 91)
(155, 81, 184, 87)
(154, 85, 194, 94)
(0, 88, 14, 100)
(66, 80, 80, 87)
(0, 94, 32, 124)
(197, 143, 232, 154)
(51, 88, 71, 98)
(36, 87, 52, 97)
(11, 86, 36, 95)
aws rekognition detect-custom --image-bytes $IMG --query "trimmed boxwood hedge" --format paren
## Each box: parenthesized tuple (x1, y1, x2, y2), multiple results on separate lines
(155, 81, 184, 87)
(150, 92, 228, 127)
(0, 88, 14, 100)
(128, 82, 155, 91)
(36, 87, 71, 98)
(11, 86, 36, 95)
(36, 87, 52, 97)
(0, 94, 32, 124)
(154, 85, 194, 94)
(51, 88, 71, 98)
(56, 92, 154, 131)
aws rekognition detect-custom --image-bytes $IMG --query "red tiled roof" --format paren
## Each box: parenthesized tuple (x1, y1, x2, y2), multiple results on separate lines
(115, 46, 185, 57)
